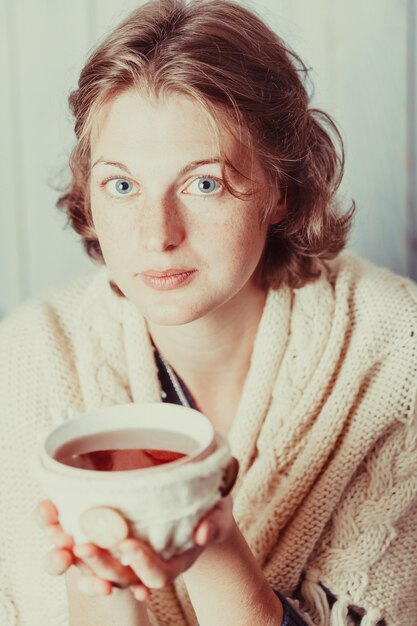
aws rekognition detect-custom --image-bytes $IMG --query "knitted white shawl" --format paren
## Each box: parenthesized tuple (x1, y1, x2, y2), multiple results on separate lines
(1, 252, 416, 626)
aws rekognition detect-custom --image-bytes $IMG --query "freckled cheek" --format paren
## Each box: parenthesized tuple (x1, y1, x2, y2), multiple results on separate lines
(218, 217, 266, 273)
(91, 199, 132, 245)
(91, 210, 139, 273)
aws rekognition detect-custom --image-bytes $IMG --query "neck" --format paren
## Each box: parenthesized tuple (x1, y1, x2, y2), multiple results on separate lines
(146, 283, 268, 390)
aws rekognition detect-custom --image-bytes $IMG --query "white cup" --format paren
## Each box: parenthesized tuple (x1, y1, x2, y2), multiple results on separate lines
(34, 402, 232, 559)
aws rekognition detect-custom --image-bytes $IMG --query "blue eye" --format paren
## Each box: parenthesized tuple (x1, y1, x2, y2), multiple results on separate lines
(185, 176, 222, 196)
(105, 178, 135, 197)
(198, 178, 218, 194)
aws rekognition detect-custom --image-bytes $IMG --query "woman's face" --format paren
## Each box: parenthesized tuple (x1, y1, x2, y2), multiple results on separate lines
(89, 89, 275, 326)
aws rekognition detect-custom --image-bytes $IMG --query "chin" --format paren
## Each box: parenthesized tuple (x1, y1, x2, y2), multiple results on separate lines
(131, 295, 209, 327)
(123, 277, 238, 326)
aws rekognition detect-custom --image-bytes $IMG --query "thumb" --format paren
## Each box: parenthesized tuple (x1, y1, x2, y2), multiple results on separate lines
(195, 494, 235, 546)
(219, 457, 239, 497)
(80, 507, 129, 549)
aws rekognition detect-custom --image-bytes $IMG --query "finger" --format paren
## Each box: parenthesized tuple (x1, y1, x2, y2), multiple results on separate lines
(219, 457, 239, 497)
(77, 573, 113, 596)
(118, 540, 170, 589)
(120, 538, 205, 589)
(33, 500, 59, 528)
(193, 495, 234, 546)
(80, 507, 129, 549)
(42, 548, 74, 576)
(194, 519, 218, 546)
(73, 543, 138, 587)
(130, 583, 152, 602)
(45, 523, 74, 549)
(162, 543, 205, 577)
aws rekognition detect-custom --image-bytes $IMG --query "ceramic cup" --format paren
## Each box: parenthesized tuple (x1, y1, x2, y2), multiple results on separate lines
(33, 402, 235, 559)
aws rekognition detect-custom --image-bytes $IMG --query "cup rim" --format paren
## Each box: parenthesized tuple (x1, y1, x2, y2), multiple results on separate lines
(41, 402, 215, 478)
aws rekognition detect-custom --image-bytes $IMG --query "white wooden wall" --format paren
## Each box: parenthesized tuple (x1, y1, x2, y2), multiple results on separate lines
(1, 0, 416, 318)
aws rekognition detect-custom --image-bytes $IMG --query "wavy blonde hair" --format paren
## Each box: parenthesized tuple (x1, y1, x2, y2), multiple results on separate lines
(56, 0, 355, 293)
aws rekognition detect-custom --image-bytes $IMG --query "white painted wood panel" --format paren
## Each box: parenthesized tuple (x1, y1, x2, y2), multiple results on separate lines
(9, 0, 95, 303)
(329, 0, 408, 278)
(0, 0, 25, 317)
(407, 0, 417, 278)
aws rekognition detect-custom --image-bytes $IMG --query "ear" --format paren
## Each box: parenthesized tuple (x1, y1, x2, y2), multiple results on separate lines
(266, 190, 287, 225)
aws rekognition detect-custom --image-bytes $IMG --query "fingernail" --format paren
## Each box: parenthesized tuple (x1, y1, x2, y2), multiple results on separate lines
(54, 531, 74, 549)
(127, 547, 147, 566)
(133, 587, 148, 602)
(92, 579, 108, 595)
(45, 525, 58, 539)
(43, 550, 66, 575)
(146, 575, 162, 589)
(206, 522, 217, 543)
(74, 544, 94, 559)
(120, 553, 132, 566)
(119, 538, 140, 553)
(80, 507, 128, 549)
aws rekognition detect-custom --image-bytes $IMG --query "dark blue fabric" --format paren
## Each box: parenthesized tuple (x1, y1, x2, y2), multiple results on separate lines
(272, 589, 309, 626)
(153, 345, 195, 407)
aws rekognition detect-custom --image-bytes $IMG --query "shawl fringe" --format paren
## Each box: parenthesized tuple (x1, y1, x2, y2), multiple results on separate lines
(298, 578, 384, 626)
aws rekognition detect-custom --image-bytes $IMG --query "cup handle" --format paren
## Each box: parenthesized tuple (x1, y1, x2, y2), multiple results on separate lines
(219, 456, 239, 497)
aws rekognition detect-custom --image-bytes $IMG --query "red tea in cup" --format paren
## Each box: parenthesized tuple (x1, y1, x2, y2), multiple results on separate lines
(36, 403, 227, 557)
(54, 428, 192, 471)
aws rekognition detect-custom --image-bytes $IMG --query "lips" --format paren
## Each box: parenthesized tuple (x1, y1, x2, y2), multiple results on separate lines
(139, 269, 197, 291)
(141, 268, 194, 277)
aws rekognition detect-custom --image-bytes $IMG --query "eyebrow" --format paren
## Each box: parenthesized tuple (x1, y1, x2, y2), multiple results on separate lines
(91, 157, 222, 178)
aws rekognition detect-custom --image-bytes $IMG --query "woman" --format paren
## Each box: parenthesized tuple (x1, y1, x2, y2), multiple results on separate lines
(1, 0, 416, 624)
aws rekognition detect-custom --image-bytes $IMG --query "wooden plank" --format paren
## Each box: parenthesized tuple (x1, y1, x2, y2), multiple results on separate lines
(0, 0, 25, 317)
(13, 0, 95, 302)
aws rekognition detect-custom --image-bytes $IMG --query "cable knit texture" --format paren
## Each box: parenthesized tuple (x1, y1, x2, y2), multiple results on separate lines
(1, 252, 417, 626)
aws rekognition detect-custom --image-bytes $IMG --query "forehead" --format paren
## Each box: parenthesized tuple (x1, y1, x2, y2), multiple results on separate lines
(89, 89, 251, 168)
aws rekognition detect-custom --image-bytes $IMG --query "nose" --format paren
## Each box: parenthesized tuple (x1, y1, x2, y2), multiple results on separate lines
(140, 197, 185, 253)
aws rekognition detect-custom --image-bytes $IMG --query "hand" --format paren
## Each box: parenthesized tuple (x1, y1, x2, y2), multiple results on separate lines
(34, 457, 239, 601)
(34, 499, 147, 599)
(117, 492, 236, 595)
